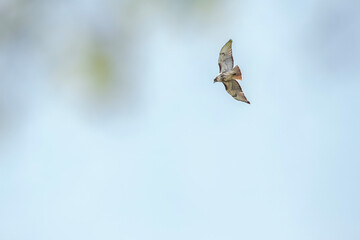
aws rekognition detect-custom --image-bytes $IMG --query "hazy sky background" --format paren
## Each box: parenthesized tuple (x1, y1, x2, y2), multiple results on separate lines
(1, 0, 360, 239)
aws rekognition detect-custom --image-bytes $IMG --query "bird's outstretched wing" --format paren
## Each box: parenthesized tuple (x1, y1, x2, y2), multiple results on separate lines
(218, 39, 234, 73)
(223, 80, 250, 104)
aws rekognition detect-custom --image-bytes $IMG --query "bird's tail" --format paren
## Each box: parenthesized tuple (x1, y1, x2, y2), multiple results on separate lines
(232, 65, 242, 80)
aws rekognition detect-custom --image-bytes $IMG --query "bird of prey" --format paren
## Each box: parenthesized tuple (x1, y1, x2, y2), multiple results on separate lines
(214, 39, 250, 104)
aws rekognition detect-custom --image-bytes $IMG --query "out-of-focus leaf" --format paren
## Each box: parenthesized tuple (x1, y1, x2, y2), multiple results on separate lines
(86, 45, 113, 91)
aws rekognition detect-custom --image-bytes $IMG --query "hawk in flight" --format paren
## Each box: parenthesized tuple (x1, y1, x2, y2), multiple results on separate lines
(214, 39, 250, 104)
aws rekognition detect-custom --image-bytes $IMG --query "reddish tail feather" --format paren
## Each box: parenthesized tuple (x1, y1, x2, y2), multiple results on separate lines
(233, 65, 242, 80)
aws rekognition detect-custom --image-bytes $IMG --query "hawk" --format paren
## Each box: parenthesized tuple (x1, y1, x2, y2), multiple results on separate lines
(214, 39, 250, 104)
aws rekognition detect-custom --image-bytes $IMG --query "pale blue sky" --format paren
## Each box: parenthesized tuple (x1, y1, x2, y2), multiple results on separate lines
(1, 0, 359, 239)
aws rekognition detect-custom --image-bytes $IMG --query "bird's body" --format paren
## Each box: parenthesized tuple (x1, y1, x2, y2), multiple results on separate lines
(214, 39, 250, 104)
(214, 68, 241, 83)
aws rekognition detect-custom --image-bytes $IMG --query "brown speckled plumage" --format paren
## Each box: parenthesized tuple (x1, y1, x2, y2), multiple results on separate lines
(214, 39, 250, 104)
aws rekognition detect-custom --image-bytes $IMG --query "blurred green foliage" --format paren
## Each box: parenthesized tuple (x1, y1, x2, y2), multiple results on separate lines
(86, 45, 113, 91)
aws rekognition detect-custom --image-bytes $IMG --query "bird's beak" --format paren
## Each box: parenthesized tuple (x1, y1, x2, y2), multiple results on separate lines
(213, 79, 216, 83)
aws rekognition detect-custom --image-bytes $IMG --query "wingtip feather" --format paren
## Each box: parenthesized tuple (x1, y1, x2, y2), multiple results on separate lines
(223, 39, 232, 48)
